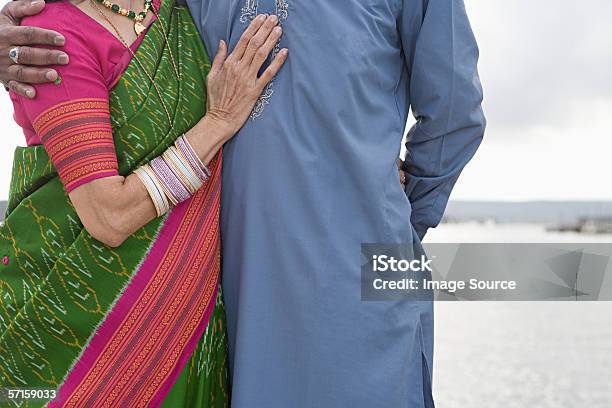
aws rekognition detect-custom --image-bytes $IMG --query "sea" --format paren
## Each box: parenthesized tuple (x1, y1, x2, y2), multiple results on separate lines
(427, 223, 612, 407)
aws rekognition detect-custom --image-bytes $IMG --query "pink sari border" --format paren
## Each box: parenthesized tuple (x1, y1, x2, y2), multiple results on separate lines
(149, 284, 219, 407)
(49, 198, 190, 407)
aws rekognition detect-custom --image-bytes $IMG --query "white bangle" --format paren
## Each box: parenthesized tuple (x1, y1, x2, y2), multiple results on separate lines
(176, 134, 211, 180)
(135, 165, 171, 216)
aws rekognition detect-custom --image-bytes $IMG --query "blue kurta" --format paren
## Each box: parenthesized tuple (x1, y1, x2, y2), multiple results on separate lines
(186, 0, 485, 406)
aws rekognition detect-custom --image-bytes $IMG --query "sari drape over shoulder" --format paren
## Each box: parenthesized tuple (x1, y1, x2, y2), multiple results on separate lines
(0, 1, 228, 406)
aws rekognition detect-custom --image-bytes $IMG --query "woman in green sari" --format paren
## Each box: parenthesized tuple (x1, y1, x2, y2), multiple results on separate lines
(0, 0, 286, 406)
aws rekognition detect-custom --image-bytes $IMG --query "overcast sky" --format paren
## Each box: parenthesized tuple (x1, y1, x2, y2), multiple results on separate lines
(0, 0, 610, 201)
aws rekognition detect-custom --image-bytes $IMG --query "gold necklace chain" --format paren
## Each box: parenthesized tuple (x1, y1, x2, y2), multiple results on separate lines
(150, 5, 180, 79)
(90, 0, 181, 128)
(95, 0, 153, 35)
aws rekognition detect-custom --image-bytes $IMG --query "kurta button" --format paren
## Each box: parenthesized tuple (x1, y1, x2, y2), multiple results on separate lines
(2, 256, 8, 265)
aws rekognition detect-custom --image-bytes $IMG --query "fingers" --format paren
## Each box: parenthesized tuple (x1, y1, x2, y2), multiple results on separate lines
(16, 46, 69, 65)
(256, 48, 288, 89)
(6, 80, 36, 98)
(242, 15, 279, 66)
(11, 25, 65, 46)
(2, 0, 46, 23)
(6, 64, 58, 83)
(397, 159, 407, 186)
(229, 14, 267, 61)
(1, 25, 65, 47)
(249, 26, 282, 74)
(0, 2, 65, 91)
(210, 40, 227, 76)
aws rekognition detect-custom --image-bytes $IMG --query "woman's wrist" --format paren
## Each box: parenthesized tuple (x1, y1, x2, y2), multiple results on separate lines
(185, 114, 232, 166)
(200, 112, 236, 144)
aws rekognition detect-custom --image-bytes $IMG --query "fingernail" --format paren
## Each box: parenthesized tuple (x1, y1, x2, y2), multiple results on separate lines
(274, 27, 282, 34)
(256, 14, 266, 22)
(58, 53, 69, 64)
(54, 36, 65, 46)
(32, 0, 44, 5)
(26, 89, 35, 98)
(270, 15, 278, 23)
(45, 70, 58, 81)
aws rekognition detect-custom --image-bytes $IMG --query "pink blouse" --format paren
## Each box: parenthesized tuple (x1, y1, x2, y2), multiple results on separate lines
(9, 0, 159, 192)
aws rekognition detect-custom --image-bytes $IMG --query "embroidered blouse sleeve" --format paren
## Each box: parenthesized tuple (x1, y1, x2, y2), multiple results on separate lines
(16, 15, 118, 193)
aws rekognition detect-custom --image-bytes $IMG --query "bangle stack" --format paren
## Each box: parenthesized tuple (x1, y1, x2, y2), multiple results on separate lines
(135, 134, 211, 217)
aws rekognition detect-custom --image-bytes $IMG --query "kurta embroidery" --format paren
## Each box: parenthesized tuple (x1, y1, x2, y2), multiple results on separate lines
(240, 0, 289, 119)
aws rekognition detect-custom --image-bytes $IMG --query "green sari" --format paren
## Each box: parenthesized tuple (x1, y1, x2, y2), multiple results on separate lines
(0, 1, 228, 406)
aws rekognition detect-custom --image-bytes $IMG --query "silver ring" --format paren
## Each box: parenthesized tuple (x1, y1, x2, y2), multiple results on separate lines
(8, 47, 20, 64)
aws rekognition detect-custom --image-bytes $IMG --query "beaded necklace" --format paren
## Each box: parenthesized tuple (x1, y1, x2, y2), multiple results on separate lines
(93, 0, 153, 35)
(90, 0, 182, 129)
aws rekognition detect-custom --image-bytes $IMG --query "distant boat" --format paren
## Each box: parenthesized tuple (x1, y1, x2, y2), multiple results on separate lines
(579, 217, 612, 234)
(444, 200, 612, 224)
(547, 217, 612, 234)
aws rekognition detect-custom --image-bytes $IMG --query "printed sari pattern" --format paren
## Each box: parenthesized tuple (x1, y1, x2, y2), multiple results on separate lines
(0, 1, 228, 407)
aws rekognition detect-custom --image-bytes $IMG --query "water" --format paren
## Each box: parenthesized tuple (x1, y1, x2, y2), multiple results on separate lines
(427, 223, 612, 407)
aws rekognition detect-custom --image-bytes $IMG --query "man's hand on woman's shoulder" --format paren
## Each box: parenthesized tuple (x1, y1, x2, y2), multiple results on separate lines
(0, 0, 68, 98)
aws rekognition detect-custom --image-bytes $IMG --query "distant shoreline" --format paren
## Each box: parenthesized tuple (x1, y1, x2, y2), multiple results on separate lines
(444, 200, 612, 224)
(3, 200, 612, 224)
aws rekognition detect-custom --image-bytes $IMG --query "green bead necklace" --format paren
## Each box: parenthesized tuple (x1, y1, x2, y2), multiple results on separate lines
(94, 0, 153, 35)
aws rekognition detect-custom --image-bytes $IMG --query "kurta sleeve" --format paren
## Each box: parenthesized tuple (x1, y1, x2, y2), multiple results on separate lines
(399, 0, 486, 240)
(13, 15, 118, 193)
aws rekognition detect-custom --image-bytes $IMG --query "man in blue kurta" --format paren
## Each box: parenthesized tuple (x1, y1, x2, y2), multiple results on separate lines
(187, 1, 485, 406)
(0, 0, 485, 406)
